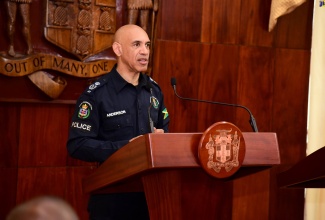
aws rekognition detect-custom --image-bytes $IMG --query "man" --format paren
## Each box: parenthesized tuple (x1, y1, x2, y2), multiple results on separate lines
(6, 196, 79, 220)
(67, 24, 169, 220)
(6, 0, 33, 57)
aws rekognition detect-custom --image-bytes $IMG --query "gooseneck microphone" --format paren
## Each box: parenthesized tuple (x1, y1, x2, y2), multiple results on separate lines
(146, 81, 155, 133)
(170, 77, 258, 132)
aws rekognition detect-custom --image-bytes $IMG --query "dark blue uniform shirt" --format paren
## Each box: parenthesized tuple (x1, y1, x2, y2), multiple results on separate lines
(67, 65, 169, 163)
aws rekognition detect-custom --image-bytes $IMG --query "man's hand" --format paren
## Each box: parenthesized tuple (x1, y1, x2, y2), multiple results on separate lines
(154, 128, 164, 133)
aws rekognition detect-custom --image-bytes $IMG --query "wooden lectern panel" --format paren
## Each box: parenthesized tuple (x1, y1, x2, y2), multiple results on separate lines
(82, 132, 279, 220)
(83, 132, 280, 193)
(278, 146, 325, 188)
(141, 168, 232, 220)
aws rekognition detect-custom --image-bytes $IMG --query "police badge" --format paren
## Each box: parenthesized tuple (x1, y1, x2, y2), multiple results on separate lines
(78, 101, 92, 119)
(198, 121, 246, 178)
(45, 0, 116, 61)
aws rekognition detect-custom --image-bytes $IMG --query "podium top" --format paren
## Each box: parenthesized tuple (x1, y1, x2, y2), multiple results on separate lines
(83, 132, 280, 194)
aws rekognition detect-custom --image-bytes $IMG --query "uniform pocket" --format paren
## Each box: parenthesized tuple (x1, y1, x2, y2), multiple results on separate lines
(103, 113, 133, 130)
(102, 113, 134, 140)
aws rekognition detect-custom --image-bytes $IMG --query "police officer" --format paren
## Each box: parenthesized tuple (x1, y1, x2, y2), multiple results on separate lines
(67, 24, 169, 220)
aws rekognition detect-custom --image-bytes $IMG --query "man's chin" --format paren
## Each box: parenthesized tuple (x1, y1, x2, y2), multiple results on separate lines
(138, 65, 148, 72)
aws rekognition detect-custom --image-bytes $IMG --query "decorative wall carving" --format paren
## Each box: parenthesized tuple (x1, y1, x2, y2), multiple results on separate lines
(6, 0, 33, 57)
(0, 0, 158, 99)
(45, 0, 116, 61)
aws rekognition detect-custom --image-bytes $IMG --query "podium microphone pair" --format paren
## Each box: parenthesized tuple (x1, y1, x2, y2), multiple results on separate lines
(170, 77, 258, 132)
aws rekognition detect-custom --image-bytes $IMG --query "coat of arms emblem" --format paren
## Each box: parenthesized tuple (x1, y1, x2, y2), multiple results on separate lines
(198, 121, 246, 178)
(206, 129, 240, 172)
(45, 0, 116, 61)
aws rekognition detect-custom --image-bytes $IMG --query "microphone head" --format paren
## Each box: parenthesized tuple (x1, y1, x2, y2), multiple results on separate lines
(171, 77, 176, 86)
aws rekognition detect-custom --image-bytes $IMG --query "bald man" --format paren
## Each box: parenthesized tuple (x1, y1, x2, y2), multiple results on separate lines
(6, 196, 79, 220)
(67, 24, 170, 220)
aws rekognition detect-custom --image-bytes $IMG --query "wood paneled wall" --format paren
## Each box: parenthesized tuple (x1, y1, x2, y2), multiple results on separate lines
(0, 0, 313, 219)
(0, 103, 96, 219)
(153, 0, 312, 219)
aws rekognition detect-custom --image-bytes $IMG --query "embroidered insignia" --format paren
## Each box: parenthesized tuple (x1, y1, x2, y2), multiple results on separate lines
(162, 108, 168, 119)
(87, 81, 101, 93)
(78, 101, 92, 119)
(150, 96, 159, 109)
(89, 82, 100, 90)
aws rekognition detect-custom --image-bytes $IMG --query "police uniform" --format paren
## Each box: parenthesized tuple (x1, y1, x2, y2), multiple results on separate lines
(67, 65, 169, 220)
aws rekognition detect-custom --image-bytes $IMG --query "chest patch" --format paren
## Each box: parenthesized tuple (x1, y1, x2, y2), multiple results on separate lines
(150, 96, 159, 109)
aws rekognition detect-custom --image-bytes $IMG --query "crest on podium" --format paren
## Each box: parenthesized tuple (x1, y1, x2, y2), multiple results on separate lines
(198, 121, 246, 178)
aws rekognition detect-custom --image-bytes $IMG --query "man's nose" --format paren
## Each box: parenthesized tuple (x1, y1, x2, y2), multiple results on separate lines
(140, 45, 149, 54)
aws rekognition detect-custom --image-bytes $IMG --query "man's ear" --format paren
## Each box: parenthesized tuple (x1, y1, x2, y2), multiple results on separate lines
(112, 42, 122, 56)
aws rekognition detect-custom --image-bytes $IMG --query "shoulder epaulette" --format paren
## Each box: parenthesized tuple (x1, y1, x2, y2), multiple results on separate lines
(85, 74, 109, 94)
(148, 76, 158, 86)
(147, 76, 163, 92)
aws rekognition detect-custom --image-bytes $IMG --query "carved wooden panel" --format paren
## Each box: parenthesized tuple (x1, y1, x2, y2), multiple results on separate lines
(0, 0, 159, 101)
(45, 0, 116, 61)
(0, 0, 117, 101)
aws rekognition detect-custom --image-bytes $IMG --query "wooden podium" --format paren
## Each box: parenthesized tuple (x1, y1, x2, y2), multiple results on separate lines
(83, 133, 280, 220)
(278, 146, 325, 188)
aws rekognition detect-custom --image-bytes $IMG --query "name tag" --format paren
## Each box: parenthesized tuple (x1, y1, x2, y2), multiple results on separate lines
(107, 110, 126, 117)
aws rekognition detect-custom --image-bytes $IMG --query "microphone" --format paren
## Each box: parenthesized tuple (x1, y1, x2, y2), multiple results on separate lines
(146, 80, 155, 133)
(170, 77, 258, 132)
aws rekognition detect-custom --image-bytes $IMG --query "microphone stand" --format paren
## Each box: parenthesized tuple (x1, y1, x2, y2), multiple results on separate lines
(146, 81, 155, 133)
(148, 99, 155, 133)
(171, 78, 258, 132)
